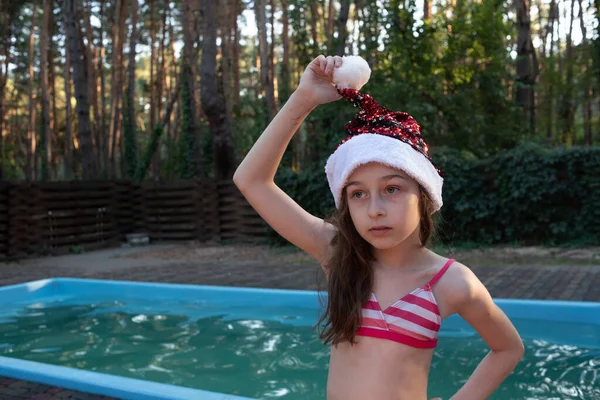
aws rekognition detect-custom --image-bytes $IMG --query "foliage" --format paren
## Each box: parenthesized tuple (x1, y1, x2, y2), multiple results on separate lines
(176, 65, 200, 179)
(135, 125, 160, 182)
(268, 143, 600, 247)
(1, 1, 599, 249)
(123, 95, 139, 180)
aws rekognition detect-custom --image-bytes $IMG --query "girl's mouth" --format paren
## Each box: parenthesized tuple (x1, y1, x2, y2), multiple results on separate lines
(370, 227, 391, 235)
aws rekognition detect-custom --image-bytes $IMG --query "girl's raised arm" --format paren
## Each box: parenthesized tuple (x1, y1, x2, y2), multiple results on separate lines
(233, 55, 343, 266)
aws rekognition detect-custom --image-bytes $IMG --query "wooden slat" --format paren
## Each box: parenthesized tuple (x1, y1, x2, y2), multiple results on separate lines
(142, 208, 199, 217)
(44, 199, 113, 209)
(46, 238, 121, 255)
(143, 198, 199, 207)
(45, 230, 119, 246)
(41, 190, 113, 201)
(145, 223, 197, 232)
(140, 189, 198, 199)
(42, 209, 113, 219)
(149, 232, 197, 240)
(37, 181, 114, 191)
(144, 215, 200, 224)
(46, 222, 116, 237)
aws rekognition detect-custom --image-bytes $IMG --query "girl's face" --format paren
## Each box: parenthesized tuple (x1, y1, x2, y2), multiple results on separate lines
(344, 162, 421, 249)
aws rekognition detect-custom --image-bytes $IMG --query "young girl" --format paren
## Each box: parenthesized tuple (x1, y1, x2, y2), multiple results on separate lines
(233, 55, 524, 400)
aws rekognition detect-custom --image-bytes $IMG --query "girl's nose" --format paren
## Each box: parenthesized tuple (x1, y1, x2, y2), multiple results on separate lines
(367, 196, 386, 218)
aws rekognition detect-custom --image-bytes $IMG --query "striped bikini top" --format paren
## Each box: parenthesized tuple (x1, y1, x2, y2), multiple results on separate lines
(356, 258, 456, 349)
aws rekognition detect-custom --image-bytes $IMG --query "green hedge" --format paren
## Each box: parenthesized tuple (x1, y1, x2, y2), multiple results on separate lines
(269, 143, 600, 247)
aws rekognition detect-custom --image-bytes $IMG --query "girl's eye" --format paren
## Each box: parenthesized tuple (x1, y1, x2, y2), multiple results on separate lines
(351, 187, 399, 199)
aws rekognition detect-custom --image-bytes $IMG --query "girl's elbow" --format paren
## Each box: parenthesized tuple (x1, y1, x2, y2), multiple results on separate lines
(233, 171, 247, 189)
(494, 339, 524, 361)
(508, 340, 525, 365)
(516, 340, 525, 358)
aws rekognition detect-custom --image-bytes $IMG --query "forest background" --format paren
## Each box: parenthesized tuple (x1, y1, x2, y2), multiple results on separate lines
(0, 0, 598, 247)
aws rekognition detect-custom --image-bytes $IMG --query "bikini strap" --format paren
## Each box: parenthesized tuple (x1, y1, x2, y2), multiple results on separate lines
(427, 258, 455, 287)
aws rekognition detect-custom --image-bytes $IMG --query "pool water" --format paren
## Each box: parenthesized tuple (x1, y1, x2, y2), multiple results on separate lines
(0, 296, 598, 399)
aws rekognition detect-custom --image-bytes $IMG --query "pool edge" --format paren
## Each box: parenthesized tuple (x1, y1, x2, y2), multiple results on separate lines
(0, 355, 254, 400)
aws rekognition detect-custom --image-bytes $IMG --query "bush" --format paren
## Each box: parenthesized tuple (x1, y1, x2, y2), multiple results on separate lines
(266, 142, 600, 247)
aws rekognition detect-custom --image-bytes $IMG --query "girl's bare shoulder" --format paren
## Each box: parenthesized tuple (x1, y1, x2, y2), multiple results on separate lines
(430, 255, 485, 317)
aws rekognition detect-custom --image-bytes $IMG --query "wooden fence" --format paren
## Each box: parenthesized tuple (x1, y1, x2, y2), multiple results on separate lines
(0, 180, 268, 260)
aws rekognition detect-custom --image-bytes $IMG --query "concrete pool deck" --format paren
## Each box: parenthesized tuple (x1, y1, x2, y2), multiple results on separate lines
(1, 243, 599, 399)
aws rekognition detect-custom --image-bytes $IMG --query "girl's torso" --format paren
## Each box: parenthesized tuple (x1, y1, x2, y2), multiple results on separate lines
(325, 253, 461, 400)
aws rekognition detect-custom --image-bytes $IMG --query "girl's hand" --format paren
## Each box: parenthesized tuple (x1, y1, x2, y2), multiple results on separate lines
(296, 55, 344, 106)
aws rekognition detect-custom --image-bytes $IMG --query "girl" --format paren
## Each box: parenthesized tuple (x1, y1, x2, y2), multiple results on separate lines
(233, 54, 524, 400)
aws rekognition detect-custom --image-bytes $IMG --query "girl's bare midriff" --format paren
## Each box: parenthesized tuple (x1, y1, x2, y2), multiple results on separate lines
(327, 337, 434, 400)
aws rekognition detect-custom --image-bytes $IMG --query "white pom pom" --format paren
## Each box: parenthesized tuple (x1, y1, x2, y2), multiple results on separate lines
(332, 55, 371, 90)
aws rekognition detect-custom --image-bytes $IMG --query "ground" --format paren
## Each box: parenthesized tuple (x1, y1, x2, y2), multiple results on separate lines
(1, 241, 599, 300)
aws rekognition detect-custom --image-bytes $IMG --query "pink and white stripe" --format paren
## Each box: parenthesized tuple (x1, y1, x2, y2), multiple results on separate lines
(356, 259, 455, 349)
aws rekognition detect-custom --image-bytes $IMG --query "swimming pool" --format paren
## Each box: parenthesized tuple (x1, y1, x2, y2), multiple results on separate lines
(0, 278, 598, 399)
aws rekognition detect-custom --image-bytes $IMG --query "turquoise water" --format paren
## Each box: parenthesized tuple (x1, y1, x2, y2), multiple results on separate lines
(0, 297, 598, 399)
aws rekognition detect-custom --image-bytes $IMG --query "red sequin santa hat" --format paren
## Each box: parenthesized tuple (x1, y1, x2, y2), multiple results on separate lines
(325, 55, 444, 211)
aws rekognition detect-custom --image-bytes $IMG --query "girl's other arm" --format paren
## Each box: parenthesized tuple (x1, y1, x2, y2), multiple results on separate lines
(233, 55, 342, 265)
(448, 266, 525, 400)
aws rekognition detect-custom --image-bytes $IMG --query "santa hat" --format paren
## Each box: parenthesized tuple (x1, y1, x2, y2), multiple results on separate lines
(324, 55, 444, 211)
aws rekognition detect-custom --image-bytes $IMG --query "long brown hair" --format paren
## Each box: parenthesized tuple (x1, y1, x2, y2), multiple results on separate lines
(316, 185, 437, 346)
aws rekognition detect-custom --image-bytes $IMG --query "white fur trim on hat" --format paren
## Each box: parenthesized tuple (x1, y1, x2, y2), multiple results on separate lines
(324, 134, 444, 211)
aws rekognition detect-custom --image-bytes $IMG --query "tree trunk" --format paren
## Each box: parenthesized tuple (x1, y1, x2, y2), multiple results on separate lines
(280, 0, 290, 101)
(269, 0, 279, 114)
(150, 0, 156, 136)
(546, 0, 557, 142)
(327, 0, 334, 52)
(27, 2, 38, 181)
(233, 0, 241, 106)
(63, 27, 73, 180)
(153, 2, 168, 179)
(40, 0, 52, 180)
(538, 0, 547, 58)
(98, 0, 107, 173)
(335, 0, 351, 56)
(557, 0, 563, 76)
(280, 0, 296, 169)
(0, 1, 15, 180)
(108, 0, 127, 178)
(168, 13, 179, 141)
(124, 0, 139, 179)
(181, 0, 202, 177)
(201, 0, 236, 180)
(577, 0, 592, 145)
(159, 3, 167, 129)
(83, 0, 100, 167)
(560, 0, 576, 145)
(424, 0, 432, 21)
(309, 0, 319, 52)
(64, 0, 97, 179)
(256, 0, 275, 120)
(48, 6, 59, 177)
(515, 0, 537, 134)
(220, 0, 233, 121)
